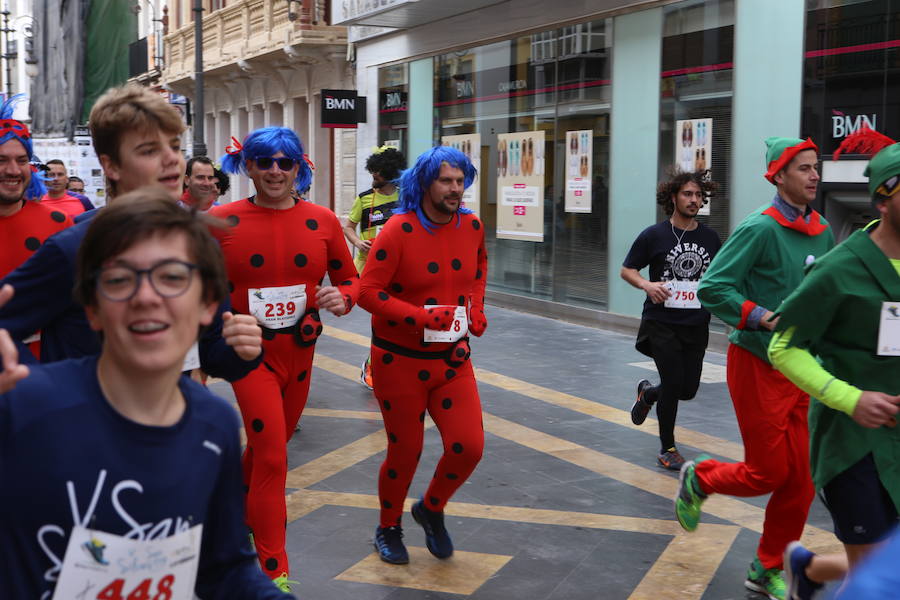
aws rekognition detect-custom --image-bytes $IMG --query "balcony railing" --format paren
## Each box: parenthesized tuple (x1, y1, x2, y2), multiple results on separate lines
(163, 0, 344, 83)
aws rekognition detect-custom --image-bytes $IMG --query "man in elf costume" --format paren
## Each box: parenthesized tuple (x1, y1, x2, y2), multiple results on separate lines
(768, 128, 900, 600)
(675, 137, 834, 600)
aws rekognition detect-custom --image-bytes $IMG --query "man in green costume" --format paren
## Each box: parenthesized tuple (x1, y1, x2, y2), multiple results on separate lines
(676, 137, 834, 600)
(768, 129, 900, 600)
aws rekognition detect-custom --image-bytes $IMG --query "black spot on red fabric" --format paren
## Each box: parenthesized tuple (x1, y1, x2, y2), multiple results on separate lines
(446, 473, 458, 480)
(476, 269, 482, 280)
(443, 310, 450, 316)
(265, 558, 278, 571)
(250, 254, 264, 267)
(297, 370, 307, 382)
(458, 295, 465, 305)
(375, 249, 387, 261)
(24, 237, 40, 251)
(425, 297, 437, 305)
(427, 262, 439, 273)
(388, 320, 398, 327)
(341, 279, 353, 286)
(382, 353, 394, 364)
(383, 399, 392, 411)
(418, 370, 430, 381)
(389, 432, 398, 443)
(329, 259, 342, 270)
(404, 316, 415, 326)
(419, 411, 425, 422)
(452, 442, 463, 454)
(378, 291, 389, 301)
(294, 253, 307, 267)
(442, 398, 452, 409)
(306, 218, 318, 230)
(455, 347, 466, 358)
(451, 258, 462, 270)
(429, 496, 440, 506)
(402, 222, 413, 233)
(383, 500, 393, 509)
(50, 210, 66, 223)
(226, 214, 239, 227)
(472, 219, 481, 230)
(252, 419, 264, 432)
(262, 328, 276, 341)
(445, 369, 456, 380)
(302, 324, 314, 336)
(228, 281, 235, 293)
(387, 468, 397, 479)
(391, 282, 403, 293)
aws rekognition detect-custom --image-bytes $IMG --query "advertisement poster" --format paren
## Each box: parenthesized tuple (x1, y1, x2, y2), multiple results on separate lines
(675, 118, 712, 215)
(565, 130, 593, 213)
(441, 133, 481, 216)
(496, 130, 545, 242)
(33, 136, 107, 207)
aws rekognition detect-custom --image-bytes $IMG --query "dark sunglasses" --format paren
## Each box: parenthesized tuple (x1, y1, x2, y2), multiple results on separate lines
(254, 156, 297, 171)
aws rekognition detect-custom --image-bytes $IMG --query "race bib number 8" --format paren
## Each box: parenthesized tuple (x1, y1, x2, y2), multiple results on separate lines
(664, 280, 701, 309)
(53, 524, 202, 600)
(248, 284, 307, 329)
(423, 305, 468, 343)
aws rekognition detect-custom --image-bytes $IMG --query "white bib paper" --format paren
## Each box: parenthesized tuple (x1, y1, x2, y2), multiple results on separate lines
(53, 524, 203, 600)
(423, 305, 468, 342)
(664, 280, 701, 309)
(248, 284, 307, 329)
(877, 301, 900, 356)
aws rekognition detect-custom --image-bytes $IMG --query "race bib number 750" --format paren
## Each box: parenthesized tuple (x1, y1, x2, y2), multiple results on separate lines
(664, 280, 701, 309)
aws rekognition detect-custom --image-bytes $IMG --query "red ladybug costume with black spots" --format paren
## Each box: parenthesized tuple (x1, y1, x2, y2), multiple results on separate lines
(359, 145, 488, 563)
(214, 126, 359, 583)
(0, 202, 72, 279)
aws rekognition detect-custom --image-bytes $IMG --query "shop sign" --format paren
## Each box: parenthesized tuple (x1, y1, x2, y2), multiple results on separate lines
(322, 89, 365, 128)
(380, 89, 407, 112)
(831, 110, 877, 139)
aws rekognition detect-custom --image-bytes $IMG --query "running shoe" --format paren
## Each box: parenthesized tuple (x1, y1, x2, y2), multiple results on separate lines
(374, 525, 409, 564)
(411, 499, 453, 558)
(746, 556, 786, 600)
(359, 357, 374, 390)
(272, 572, 298, 594)
(657, 447, 685, 471)
(784, 541, 823, 600)
(674, 455, 709, 532)
(631, 379, 653, 425)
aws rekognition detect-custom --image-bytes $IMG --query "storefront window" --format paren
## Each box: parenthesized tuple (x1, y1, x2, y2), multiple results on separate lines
(378, 64, 409, 152)
(803, 0, 900, 156)
(659, 0, 734, 239)
(432, 19, 611, 309)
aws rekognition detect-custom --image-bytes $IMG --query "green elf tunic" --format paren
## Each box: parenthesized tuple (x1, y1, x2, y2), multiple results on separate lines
(770, 226, 900, 507)
(698, 198, 834, 362)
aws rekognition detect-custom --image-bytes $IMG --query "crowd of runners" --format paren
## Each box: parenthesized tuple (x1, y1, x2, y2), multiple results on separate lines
(0, 82, 897, 600)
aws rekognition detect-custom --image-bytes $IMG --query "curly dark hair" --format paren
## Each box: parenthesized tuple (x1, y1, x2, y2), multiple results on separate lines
(213, 167, 230, 197)
(365, 148, 406, 181)
(656, 168, 718, 215)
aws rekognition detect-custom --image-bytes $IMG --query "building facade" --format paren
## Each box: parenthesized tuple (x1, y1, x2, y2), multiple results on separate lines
(340, 0, 899, 325)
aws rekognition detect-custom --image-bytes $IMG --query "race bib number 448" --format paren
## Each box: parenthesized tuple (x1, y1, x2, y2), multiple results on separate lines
(53, 524, 202, 600)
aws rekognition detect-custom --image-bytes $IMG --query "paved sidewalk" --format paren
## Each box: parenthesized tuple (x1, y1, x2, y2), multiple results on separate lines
(210, 304, 840, 600)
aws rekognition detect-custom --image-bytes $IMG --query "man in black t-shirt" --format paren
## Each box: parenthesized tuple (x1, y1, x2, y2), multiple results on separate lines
(620, 170, 722, 470)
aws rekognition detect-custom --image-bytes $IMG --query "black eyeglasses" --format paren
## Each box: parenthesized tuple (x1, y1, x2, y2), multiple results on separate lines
(254, 156, 297, 171)
(97, 260, 199, 302)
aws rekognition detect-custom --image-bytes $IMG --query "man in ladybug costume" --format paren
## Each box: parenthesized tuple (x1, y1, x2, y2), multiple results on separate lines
(359, 145, 488, 565)
(214, 127, 359, 590)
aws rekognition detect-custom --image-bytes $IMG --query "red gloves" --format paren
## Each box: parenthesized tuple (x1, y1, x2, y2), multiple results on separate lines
(469, 302, 487, 337)
(415, 306, 455, 331)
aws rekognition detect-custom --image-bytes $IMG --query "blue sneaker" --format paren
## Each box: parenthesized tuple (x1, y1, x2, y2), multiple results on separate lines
(411, 499, 453, 558)
(784, 541, 823, 600)
(374, 525, 409, 564)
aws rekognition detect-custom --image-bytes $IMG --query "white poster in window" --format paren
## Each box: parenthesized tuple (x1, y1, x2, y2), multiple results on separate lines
(496, 130, 545, 242)
(565, 130, 593, 213)
(675, 118, 712, 215)
(441, 133, 481, 217)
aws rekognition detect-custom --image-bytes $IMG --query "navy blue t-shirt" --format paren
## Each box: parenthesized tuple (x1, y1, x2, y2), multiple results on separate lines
(0, 357, 291, 599)
(623, 220, 721, 326)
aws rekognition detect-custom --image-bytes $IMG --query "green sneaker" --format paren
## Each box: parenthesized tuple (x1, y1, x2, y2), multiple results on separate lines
(674, 455, 709, 532)
(272, 572, 298, 594)
(745, 557, 786, 600)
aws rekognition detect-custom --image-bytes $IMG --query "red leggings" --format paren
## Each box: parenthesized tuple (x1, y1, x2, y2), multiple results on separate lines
(232, 333, 314, 578)
(695, 344, 815, 569)
(372, 344, 484, 527)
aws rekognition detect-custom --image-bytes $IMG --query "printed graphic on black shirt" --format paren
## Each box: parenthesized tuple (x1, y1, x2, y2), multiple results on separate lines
(663, 241, 714, 281)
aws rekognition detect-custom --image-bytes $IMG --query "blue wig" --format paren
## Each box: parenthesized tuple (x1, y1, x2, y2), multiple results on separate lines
(219, 126, 313, 193)
(0, 94, 46, 200)
(396, 145, 477, 233)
